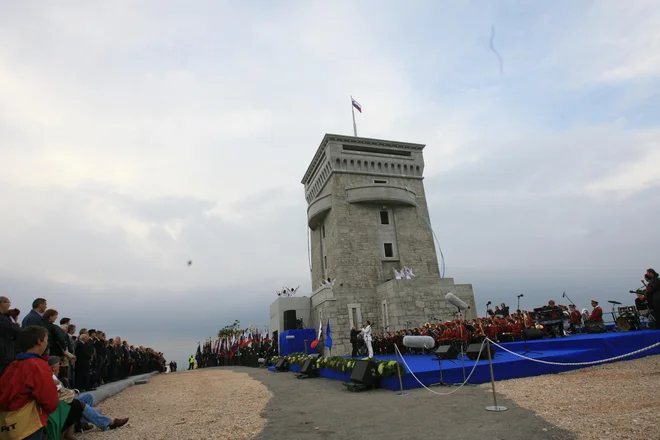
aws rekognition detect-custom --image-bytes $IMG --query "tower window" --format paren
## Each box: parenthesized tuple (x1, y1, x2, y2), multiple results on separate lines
(322, 225, 326, 239)
(374, 179, 387, 184)
(324, 255, 327, 269)
(380, 211, 389, 225)
(384, 243, 394, 258)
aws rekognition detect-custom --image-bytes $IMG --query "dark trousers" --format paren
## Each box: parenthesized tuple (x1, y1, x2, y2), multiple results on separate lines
(75, 363, 90, 390)
(351, 341, 357, 357)
(64, 399, 84, 432)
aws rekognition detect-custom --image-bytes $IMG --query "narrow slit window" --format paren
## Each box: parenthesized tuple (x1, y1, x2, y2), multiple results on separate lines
(384, 243, 394, 258)
(380, 211, 389, 225)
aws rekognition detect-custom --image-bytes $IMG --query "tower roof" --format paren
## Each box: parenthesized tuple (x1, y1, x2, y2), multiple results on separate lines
(301, 134, 425, 184)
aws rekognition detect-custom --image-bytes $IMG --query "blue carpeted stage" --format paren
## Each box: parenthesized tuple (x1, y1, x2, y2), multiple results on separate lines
(271, 330, 660, 391)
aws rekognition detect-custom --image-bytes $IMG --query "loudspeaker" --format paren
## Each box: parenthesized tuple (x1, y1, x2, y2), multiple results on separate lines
(349, 359, 378, 386)
(283, 310, 297, 331)
(522, 328, 544, 340)
(275, 358, 288, 371)
(434, 344, 459, 360)
(465, 343, 495, 361)
(300, 359, 318, 376)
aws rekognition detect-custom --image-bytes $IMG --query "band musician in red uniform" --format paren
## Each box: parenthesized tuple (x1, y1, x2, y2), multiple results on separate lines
(586, 300, 603, 322)
(568, 304, 582, 333)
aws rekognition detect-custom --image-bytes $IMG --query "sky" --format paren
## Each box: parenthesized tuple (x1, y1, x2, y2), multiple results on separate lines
(1, 1, 659, 366)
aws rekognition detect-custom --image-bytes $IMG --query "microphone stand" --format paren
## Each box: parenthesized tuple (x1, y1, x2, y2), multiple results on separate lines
(562, 291, 576, 307)
(454, 306, 467, 382)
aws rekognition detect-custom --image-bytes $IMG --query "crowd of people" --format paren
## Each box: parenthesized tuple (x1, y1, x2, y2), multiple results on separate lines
(0, 296, 167, 439)
(191, 331, 276, 370)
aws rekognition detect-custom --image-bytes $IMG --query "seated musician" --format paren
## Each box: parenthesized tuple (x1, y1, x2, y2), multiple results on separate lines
(568, 304, 582, 332)
(440, 322, 453, 345)
(452, 319, 469, 343)
(586, 300, 603, 322)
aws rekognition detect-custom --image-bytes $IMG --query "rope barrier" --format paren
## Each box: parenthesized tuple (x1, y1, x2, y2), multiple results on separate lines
(486, 337, 660, 367)
(393, 341, 485, 395)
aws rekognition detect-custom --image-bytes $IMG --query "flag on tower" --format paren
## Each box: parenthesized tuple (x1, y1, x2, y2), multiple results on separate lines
(351, 97, 362, 113)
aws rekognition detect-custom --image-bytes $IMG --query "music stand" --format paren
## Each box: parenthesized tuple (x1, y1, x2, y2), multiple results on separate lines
(520, 328, 542, 355)
(432, 349, 457, 387)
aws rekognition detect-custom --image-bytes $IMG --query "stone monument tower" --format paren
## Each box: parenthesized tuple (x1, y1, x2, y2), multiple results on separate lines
(301, 134, 477, 355)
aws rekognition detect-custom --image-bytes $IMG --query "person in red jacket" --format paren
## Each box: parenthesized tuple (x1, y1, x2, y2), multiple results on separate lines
(587, 300, 603, 323)
(0, 325, 59, 439)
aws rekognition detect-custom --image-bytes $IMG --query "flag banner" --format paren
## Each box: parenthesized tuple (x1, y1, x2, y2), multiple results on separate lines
(324, 319, 332, 349)
(352, 98, 362, 113)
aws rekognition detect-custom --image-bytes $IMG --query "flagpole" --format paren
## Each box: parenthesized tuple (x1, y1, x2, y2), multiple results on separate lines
(351, 95, 357, 137)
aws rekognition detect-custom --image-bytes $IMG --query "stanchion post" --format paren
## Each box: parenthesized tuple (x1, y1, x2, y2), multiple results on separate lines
(394, 344, 409, 397)
(485, 339, 507, 412)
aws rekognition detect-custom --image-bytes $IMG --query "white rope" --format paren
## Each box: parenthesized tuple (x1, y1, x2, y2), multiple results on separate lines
(394, 342, 485, 395)
(486, 337, 660, 367)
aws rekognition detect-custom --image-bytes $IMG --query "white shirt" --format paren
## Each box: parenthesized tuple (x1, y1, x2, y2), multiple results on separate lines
(362, 325, 372, 342)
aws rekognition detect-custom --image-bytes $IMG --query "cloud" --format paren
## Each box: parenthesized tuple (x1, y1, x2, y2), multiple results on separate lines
(0, 1, 659, 364)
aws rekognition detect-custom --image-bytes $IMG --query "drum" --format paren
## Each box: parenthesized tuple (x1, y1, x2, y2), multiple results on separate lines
(616, 316, 632, 331)
(616, 315, 641, 331)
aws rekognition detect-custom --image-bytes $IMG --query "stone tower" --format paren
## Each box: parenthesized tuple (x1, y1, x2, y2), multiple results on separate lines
(301, 134, 476, 355)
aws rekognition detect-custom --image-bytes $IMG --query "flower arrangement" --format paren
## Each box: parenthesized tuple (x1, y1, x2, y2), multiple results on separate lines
(269, 353, 403, 378)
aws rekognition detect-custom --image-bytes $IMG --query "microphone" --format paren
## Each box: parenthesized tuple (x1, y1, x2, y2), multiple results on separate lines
(562, 292, 566, 298)
(486, 301, 492, 306)
(402, 335, 436, 350)
(517, 294, 524, 298)
(446, 292, 469, 310)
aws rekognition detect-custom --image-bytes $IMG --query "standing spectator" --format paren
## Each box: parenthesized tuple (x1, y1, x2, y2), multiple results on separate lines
(74, 333, 95, 391)
(21, 298, 48, 328)
(0, 326, 59, 440)
(0, 296, 20, 376)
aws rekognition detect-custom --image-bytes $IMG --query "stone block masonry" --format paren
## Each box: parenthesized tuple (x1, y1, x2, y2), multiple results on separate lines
(275, 134, 478, 356)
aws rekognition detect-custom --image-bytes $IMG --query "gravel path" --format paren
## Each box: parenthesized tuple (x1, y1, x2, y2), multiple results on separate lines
(245, 367, 573, 440)
(80, 369, 272, 440)
(482, 355, 660, 440)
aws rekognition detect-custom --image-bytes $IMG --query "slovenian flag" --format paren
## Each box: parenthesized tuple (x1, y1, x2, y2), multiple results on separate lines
(352, 97, 362, 113)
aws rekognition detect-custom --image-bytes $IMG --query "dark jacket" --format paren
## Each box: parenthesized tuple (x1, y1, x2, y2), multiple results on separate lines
(21, 309, 46, 328)
(45, 322, 69, 357)
(0, 314, 21, 376)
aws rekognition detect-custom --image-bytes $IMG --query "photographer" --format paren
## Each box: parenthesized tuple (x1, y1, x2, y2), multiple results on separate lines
(0, 296, 20, 376)
(644, 268, 660, 328)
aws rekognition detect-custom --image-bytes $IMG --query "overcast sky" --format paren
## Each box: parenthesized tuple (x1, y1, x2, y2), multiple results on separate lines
(1, 1, 658, 365)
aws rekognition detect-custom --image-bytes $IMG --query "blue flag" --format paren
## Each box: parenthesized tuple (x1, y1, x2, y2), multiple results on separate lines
(324, 319, 332, 349)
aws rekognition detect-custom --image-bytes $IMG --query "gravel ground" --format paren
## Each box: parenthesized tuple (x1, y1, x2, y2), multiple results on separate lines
(80, 369, 272, 440)
(244, 367, 573, 440)
(482, 355, 660, 440)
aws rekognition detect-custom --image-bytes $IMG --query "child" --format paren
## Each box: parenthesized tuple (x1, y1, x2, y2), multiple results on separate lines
(0, 326, 59, 439)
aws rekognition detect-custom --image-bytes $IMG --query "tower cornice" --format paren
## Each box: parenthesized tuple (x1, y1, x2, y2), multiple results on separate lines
(301, 133, 425, 185)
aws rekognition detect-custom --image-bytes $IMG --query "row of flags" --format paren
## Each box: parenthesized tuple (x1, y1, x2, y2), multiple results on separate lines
(196, 319, 334, 357)
(314, 318, 333, 349)
(196, 328, 271, 359)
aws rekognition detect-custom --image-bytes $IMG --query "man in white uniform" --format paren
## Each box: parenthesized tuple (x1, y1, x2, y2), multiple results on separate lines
(362, 321, 373, 359)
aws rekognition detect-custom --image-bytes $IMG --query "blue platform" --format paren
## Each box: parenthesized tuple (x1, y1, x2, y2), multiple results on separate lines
(271, 330, 660, 390)
(279, 329, 318, 357)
